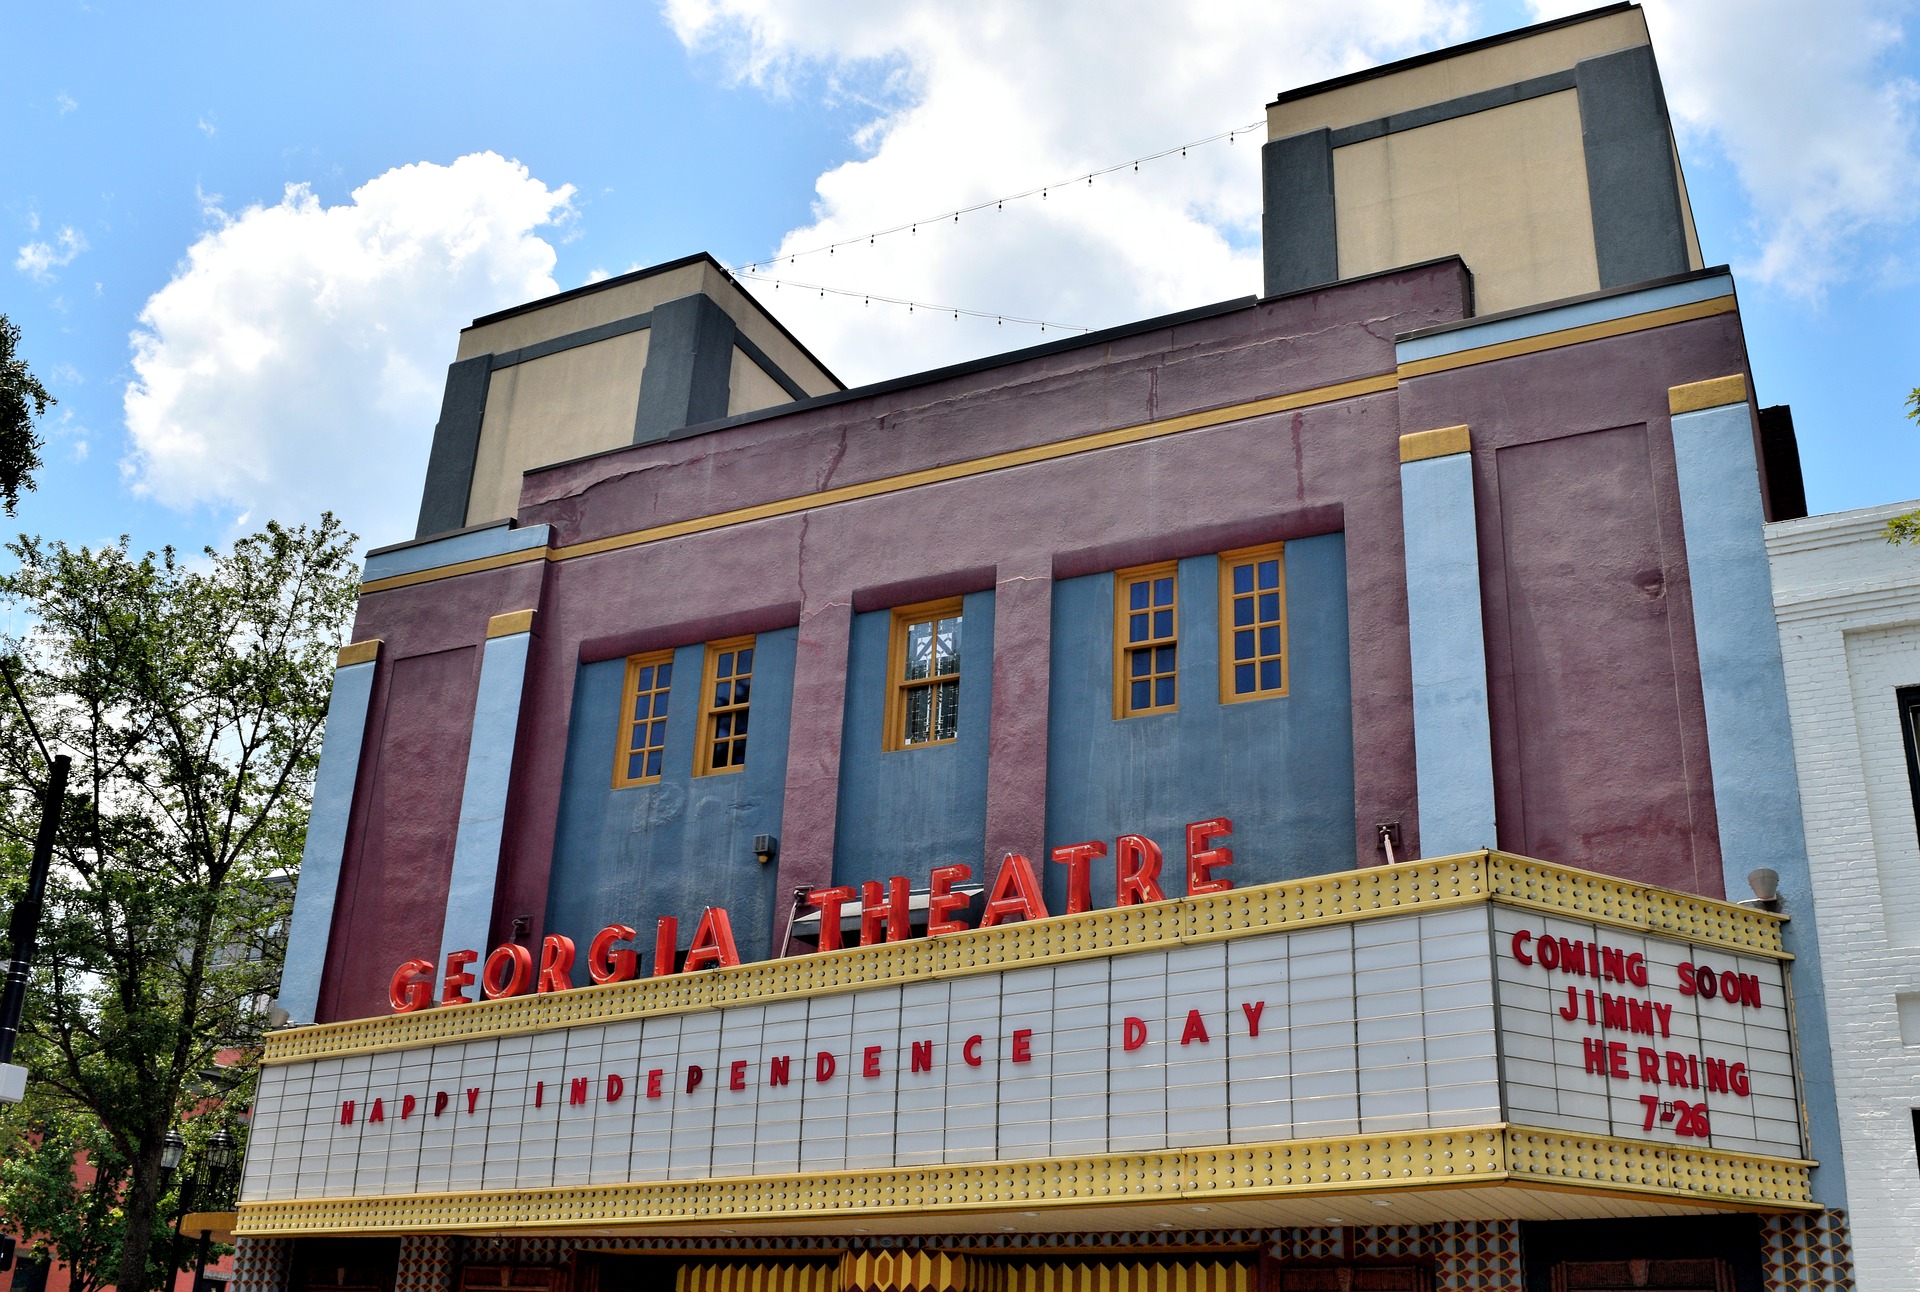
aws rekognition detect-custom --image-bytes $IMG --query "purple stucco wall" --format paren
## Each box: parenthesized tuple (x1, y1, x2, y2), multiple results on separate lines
(318, 259, 1752, 1021)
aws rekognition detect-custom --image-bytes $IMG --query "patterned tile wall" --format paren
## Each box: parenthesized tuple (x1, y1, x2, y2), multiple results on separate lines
(395, 1235, 457, 1292)
(1763, 1211, 1855, 1292)
(230, 1236, 292, 1292)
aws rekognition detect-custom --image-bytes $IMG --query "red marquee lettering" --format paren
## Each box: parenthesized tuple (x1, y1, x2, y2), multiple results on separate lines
(860, 877, 911, 945)
(1011, 1029, 1033, 1063)
(1180, 1009, 1211, 1045)
(607, 1073, 625, 1102)
(979, 853, 1049, 927)
(806, 886, 856, 952)
(538, 935, 577, 994)
(1050, 841, 1104, 914)
(482, 944, 532, 999)
(911, 1040, 934, 1073)
(1241, 1000, 1266, 1037)
(646, 1070, 664, 1099)
(440, 950, 477, 1005)
(683, 908, 740, 972)
(466, 1087, 481, 1114)
(389, 959, 433, 1013)
(434, 1091, 450, 1116)
(685, 1065, 704, 1094)
(653, 916, 678, 977)
(730, 1060, 748, 1091)
(816, 1051, 837, 1082)
(769, 1056, 791, 1087)
(1115, 835, 1164, 906)
(1123, 1017, 1148, 1051)
(1511, 931, 1534, 965)
(570, 1077, 590, 1106)
(863, 1045, 883, 1078)
(369, 1097, 385, 1123)
(1185, 818, 1234, 895)
(928, 864, 974, 936)
(588, 924, 638, 984)
(963, 1035, 983, 1067)
(400, 1093, 416, 1120)
(340, 1100, 355, 1125)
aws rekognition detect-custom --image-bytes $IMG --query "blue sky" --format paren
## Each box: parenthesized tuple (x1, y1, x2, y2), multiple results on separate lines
(3, 1, 1916, 559)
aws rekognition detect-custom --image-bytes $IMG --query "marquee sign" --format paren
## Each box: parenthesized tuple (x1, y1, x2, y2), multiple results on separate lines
(240, 883, 1802, 1207)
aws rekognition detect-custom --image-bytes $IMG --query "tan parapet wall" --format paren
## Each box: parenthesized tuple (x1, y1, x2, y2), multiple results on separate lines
(1265, 7, 1650, 138)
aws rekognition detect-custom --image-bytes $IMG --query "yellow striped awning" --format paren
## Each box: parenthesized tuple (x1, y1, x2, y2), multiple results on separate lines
(677, 1262, 839, 1292)
(841, 1252, 971, 1292)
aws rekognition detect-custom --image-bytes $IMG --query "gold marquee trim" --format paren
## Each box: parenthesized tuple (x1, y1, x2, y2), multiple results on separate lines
(231, 1124, 1815, 1235)
(261, 852, 1786, 1065)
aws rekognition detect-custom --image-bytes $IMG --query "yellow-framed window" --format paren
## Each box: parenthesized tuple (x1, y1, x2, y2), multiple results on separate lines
(612, 650, 675, 787)
(885, 598, 964, 751)
(1219, 543, 1288, 702)
(696, 635, 755, 776)
(1114, 562, 1179, 717)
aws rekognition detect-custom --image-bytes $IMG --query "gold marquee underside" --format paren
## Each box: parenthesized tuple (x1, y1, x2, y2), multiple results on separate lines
(233, 1124, 1815, 1237)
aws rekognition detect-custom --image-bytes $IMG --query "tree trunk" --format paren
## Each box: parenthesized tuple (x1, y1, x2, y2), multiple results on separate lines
(115, 1132, 168, 1292)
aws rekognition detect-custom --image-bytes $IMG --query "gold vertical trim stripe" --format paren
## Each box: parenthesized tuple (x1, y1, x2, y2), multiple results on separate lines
(1396, 295, 1736, 380)
(230, 1125, 1816, 1234)
(1399, 425, 1471, 463)
(260, 852, 1786, 1065)
(1668, 374, 1749, 414)
(336, 639, 382, 668)
(485, 609, 536, 638)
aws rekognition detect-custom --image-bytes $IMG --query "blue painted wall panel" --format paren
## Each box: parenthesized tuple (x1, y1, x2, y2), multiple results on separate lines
(1401, 451, 1497, 855)
(1044, 534, 1356, 911)
(279, 657, 378, 1024)
(832, 591, 995, 887)
(545, 628, 796, 974)
(1670, 398, 1845, 1207)
(438, 629, 533, 971)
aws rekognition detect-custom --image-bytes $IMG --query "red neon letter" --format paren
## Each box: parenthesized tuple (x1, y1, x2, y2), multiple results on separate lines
(1185, 818, 1234, 895)
(806, 886, 856, 951)
(1115, 835, 1164, 906)
(653, 916, 679, 977)
(684, 907, 741, 971)
(860, 877, 911, 945)
(1511, 931, 1534, 966)
(481, 944, 533, 999)
(389, 959, 434, 1013)
(1050, 841, 1104, 914)
(928, 864, 974, 936)
(588, 924, 638, 984)
(538, 935, 577, 994)
(440, 950, 478, 1005)
(979, 853, 1050, 927)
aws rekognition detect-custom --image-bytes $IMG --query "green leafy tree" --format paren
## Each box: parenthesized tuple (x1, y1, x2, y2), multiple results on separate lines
(0, 516, 358, 1292)
(1883, 387, 1920, 544)
(0, 314, 52, 515)
(0, 1100, 170, 1292)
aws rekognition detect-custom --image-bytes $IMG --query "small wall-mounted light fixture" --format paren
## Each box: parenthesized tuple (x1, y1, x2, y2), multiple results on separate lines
(1742, 868, 1782, 913)
(754, 834, 779, 866)
(1375, 822, 1401, 865)
(510, 915, 531, 942)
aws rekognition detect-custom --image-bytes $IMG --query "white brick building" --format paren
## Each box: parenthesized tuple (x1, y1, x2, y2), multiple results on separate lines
(1770, 499, 1920, 1292)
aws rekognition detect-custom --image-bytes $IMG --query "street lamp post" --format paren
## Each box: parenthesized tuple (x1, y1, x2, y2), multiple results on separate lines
(190, 1130, 237, 1292)
(162, 1131, 190, 1289)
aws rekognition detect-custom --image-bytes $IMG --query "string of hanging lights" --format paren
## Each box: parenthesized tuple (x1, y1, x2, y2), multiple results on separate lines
(732, 269, 1089, 334)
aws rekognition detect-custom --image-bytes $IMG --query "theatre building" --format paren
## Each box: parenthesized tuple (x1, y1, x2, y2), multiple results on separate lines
(231, 7, 1855, 1291)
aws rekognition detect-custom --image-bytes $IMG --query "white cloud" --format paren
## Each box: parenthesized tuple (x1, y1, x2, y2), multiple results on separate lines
(16, 226, 88, 282)
(198, 115, 217, 138)
(664, 0, 1473, 385)
(55, 92, 76, 115)
(1528, 0, 1920, 298)
(122, 153, 575, 547)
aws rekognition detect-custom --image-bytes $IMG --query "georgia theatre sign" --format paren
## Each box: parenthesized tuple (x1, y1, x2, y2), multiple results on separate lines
(241, 884, 1802, 1204)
